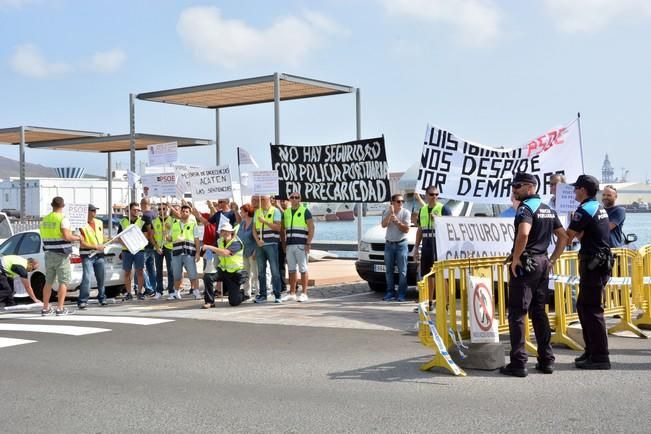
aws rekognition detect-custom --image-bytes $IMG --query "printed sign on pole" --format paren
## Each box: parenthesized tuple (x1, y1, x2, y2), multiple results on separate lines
(187, 165, 233, 201)
(148, 142, 178, 166)
(468, 276, 499, 343)
(66, 204, 88, 230)
(251, 170, 279, 196)
(555, 183, 579, 215)
(141, 173, 177, 197)
(112, 224, 148, 255)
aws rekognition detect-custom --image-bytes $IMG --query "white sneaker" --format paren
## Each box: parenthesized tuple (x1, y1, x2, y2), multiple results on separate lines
(282, 293, 297, 302)
(153, 292, 162, 300)
(297, 293, 309, 302)
(174, 291, 183, 300)
(192, 289, 202, 300)
(167, 293, 176, 300)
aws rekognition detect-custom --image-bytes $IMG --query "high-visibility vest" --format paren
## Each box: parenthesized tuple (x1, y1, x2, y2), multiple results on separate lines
(153, 215, 175, 250)
(119, 217, 144, 251)
(79, 218, 104, 256)
(171, 219, 197, 256)
(254, 207, 280, 244)
(40, 212, 72, 254)
(217, 236, 244, 273)
(1, 255, 28, 279)
(419, 203, 444, 239)
(283, 205, 309, 244)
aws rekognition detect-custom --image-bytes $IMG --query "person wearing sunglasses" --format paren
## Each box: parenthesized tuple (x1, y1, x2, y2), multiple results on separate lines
(381, 194, 411, 301)
(281, 192, 314, 302)
(500, 172, 568, 378)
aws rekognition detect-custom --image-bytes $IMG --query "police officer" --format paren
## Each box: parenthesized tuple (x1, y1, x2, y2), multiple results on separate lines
(566, 174, 613, 370)
(0, 255, 39, 307)
(500, 173, 568, 377)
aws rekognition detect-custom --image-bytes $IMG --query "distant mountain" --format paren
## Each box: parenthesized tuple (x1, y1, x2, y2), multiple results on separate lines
(0, 155, 100, 178)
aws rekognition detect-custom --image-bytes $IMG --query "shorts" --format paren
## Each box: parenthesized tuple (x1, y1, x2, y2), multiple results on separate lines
(44, 251, 72, 286)
(172, 254, 198, 281)
(122, 250, 145, 271)
(286, 244, 308, 274)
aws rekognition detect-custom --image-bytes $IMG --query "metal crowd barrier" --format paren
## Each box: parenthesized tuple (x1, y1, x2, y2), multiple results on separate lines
(418, 246, 650, 376)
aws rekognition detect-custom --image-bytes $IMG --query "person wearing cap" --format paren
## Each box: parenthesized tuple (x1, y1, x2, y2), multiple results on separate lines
(0, 255, 39, 307)
(500, 172, 568, 377)
(78, 204, 106, 309)
(39, 196, 82, 316)
(152, 202, 175, 298)
(566, 174, 613, 370)
(601, 185, 626, 248)
(201, 222, 246, 307)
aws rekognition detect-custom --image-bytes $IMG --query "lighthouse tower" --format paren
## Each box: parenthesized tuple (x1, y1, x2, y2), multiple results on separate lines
(602, 154, 614, 183)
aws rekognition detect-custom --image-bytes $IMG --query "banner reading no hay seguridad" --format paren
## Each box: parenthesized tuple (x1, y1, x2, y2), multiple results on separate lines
(270, 137, 391, 203)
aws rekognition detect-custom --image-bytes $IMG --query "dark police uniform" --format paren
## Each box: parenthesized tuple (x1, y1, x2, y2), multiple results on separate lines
(508, 195, 562, 370)
(568, 197, 611, 365)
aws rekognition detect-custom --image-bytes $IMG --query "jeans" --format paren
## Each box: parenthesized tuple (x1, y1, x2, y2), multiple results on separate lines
(384, 239, 408, 299)
(155, 247, 174, 294)
(256, 243, 281, 299)
(143, 248, 157, 293)
(79, 255, 106, 304)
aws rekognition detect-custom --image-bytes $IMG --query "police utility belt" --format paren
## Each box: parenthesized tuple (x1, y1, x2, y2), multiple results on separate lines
(579, 248, 614, 271)
(505, 250, 543, 275)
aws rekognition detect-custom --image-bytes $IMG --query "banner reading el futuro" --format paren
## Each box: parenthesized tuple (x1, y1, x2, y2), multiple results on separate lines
(270, 137, 391, 202)
(416, 119, 583, 203)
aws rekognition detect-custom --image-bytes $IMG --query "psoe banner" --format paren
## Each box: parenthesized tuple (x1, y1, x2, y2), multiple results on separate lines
(187, 165, 233, 201)
(435, 216, 514, 261)
(416, 119, 582, 203)
(141, 173, 177, 197)
(468, 276, 499, 343)
(270, 137, 391, 203)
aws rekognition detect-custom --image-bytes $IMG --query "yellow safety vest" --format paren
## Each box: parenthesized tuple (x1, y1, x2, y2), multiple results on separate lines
(217, 236, 244, 273)
(1, 255, 28, 279)
(119, 217, 144, 251)
(79, 218, 104, 256)
(153, 215, 175, 250)
(171, 219, 197, 256)
(40, 212, 72, 254)
(254, 207, 280, 244)
(419, 203, 444, 239)
(283, 205, 309, 245)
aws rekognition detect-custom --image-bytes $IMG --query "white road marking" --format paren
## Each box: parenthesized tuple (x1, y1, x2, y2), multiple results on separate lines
(1, 313, 174, 325)
(0, 337, 37, 348)
(0, 323, 110, 336)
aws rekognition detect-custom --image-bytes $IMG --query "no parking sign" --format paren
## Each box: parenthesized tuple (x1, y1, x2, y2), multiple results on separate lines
(468, 276, 499, 343)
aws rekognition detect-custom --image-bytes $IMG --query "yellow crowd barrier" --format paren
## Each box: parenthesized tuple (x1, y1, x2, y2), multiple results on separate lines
(418, 247, 649, 376)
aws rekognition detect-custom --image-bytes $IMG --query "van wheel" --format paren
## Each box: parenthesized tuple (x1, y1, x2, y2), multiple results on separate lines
(368, 281, 386, 292)
(105, 285, 125, 299)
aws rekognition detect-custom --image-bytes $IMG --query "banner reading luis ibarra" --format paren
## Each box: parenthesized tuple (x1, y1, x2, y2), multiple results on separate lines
(416, 119, 582, 203)
(270, 137, 390, 202)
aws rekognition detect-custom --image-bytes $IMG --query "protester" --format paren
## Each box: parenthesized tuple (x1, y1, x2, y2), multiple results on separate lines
(602, 185, 626, 247)
(548, 173, 566, 210)
(119, 202, 146, 300)
(78, 204, 106, 308)
(140, 197, 157, 296)
(236, 203, 257, 300)
(276, 196, 290, 292)
(170, 204, 201, 300)
(500, 172, 568, 377)
(382, 194, 411, 302)
(566, 174, 613, 370)
(281, 192, 314, 302)
(40, 196, 82, 316)
(152, 203, 175, 298)
(252, 195, 283, 303)
(202, 222, 246, 307)
(0, 256, 39, 307)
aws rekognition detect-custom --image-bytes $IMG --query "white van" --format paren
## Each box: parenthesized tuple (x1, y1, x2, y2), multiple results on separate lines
(355, 164, 508, 292)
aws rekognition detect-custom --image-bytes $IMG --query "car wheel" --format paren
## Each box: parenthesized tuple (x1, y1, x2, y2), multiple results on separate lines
(105, 285, 125, 299)
(368, 281, 386, 292)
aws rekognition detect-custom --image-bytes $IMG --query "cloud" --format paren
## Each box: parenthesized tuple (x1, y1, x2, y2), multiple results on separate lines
(382, 0, 502, 47)
(177, 6, 347, 68)
(544, 0, 651, 33)
(9, 44, 71, 78)
(82, 48, 127, 73)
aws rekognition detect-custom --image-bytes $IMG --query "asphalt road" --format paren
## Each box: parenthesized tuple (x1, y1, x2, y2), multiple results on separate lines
(1, 297, 650, 433)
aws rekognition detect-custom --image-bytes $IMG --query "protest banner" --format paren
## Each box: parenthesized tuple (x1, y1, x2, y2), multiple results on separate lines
(435, 216, 515, 261)
(416, 119, 582, 203)
(148, 141, 178, 166)
(141, 173, 177, 197)
(66, 204, 88, 230)
(468, 276, 499, 343)
(251, 170, 279, 196)
(270, 137, 391, 202)
(555, 183, 579, 216)
(174, 164, 201, 198)
(187, 165, 233, 201)
(111, 224, 148, 255)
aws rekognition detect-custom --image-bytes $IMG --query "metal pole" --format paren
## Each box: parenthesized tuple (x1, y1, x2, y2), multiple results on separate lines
(129, 93, 136, 203)
(107, 152, 113, 238)
(355, 88, 363, 244)
(576, 112, 585, 173)
(274, 72, 280, 145)
(19, 126, 26, 222)
(215, 108, 221, 165)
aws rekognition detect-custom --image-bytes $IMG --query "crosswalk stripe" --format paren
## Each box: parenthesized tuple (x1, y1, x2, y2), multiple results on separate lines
(0, 323, 111, 336)
(1, 313, 174, 326)
(0, 337, 37, 348)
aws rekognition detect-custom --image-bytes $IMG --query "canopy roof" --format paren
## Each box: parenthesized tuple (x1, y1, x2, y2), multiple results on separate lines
(28, 133, 214, 153)
(137, 73, 355, 109)
(0, 126, 104, 144)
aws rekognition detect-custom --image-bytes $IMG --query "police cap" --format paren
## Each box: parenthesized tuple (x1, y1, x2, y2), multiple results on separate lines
(571, 174, 600, 195)
(512, 172, 537, 186)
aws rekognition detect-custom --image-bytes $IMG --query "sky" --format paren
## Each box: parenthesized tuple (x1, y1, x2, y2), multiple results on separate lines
(1, 0, 650, 182)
